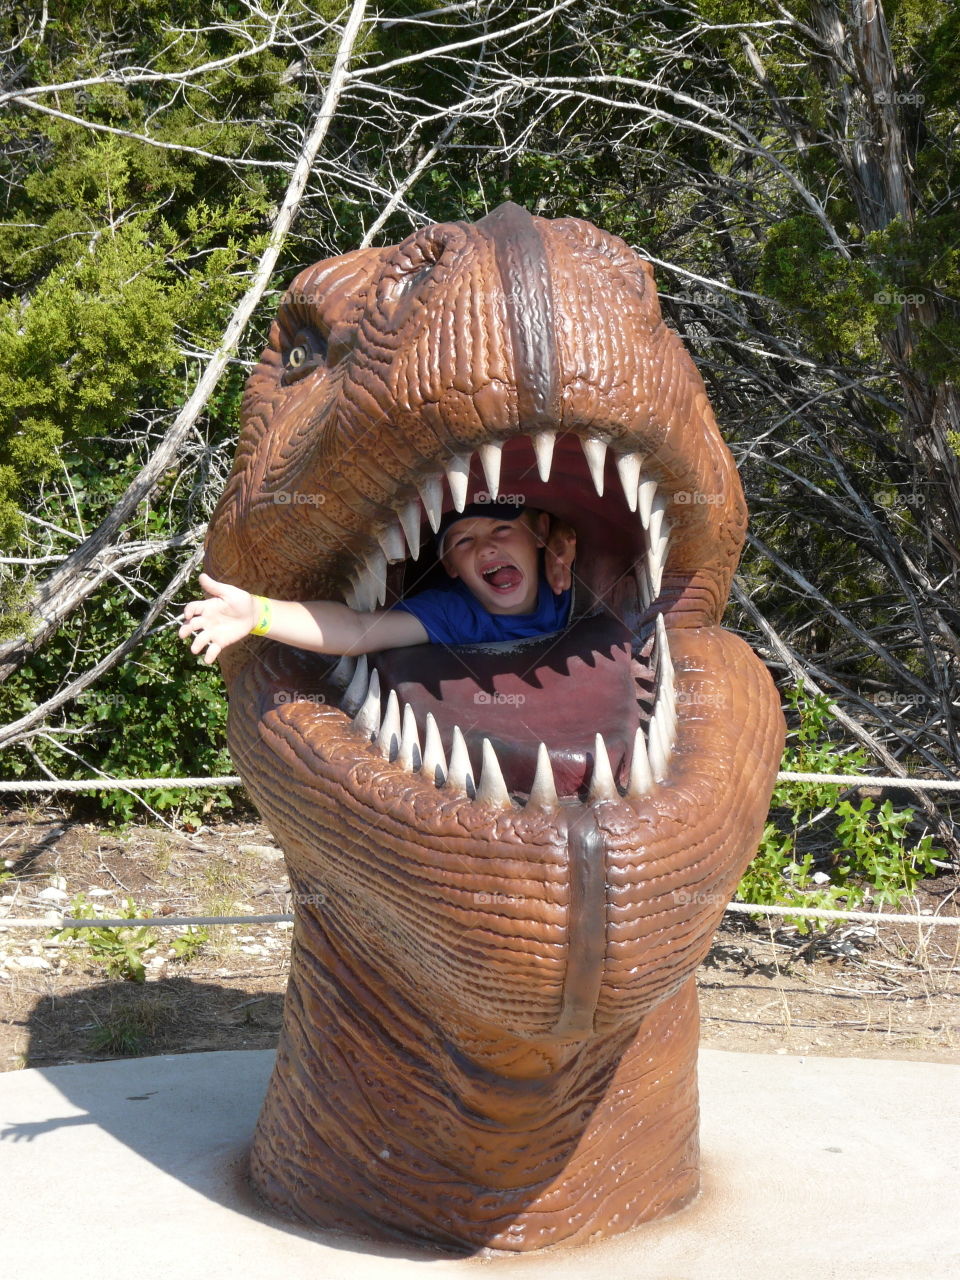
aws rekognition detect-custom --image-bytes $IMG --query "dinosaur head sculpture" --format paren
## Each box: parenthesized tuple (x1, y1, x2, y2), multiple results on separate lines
(205, 203, 785, 1252)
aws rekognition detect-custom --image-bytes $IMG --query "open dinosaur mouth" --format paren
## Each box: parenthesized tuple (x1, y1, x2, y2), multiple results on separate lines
(323, 429, 676, 805)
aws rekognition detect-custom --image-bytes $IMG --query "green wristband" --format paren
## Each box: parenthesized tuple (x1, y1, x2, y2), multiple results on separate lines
(250, 595, 272, 637)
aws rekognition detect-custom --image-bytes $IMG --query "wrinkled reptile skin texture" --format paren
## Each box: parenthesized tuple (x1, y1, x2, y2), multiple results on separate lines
(205, 203, 786, 1252)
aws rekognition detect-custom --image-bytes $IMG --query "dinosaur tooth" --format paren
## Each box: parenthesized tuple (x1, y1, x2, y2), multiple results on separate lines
(377, 687, 401, 760)
(589, 732, 618, 801)
(398, 701, 422, 772)
(353, 667, 381, 738)
(655, 613, 675, 693)
(527, 741, 558, 808)
(638, 565, 653, 608)
(447, 724, 475, 797)
(327, 653, 356, 689)
(366, 546, 388, 607)
(340, 653, 369, 715)
(615, 452, 642, 512)
(416, 474, 443, 533)
(648, 491, 669, 549)
(627, 724, 654, 796)
(422, 711, 447, 786)
(445, 454, 471, 513)
(532, 430, 556, 483)
(637, 477, 657, 527)
(648, 676, 677, 777)
(476, 738, 512, 807)
(353, 568, 376, 613)
(647, 709, 669, 780)
(478, 442, 502, 501)
(397, 499, 422, 561)
(647, 534, 667, 598)
(378, 521, 406, 564)
(580, 436, 607, 496)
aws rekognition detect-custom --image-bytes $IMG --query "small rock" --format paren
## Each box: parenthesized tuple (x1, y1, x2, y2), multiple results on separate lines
(240, 844, 284, 862)
(12, 956, 50, 971)
(811, 871, 831, 885)
(87, 888, 112, 898)
(49, 875, 67, 891)
(38, 887, 69, 902)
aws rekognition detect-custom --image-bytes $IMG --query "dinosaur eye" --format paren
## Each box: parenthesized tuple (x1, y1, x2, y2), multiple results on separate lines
(281, 330, 327, 385)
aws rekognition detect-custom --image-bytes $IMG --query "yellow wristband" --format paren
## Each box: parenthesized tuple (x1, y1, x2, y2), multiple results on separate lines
(250, 595, 272, 637)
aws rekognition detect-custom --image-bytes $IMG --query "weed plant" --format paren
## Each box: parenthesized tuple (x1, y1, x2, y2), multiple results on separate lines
(737, 684, 941, 931)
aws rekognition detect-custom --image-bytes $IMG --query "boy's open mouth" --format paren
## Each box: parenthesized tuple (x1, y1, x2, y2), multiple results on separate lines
(479, 559, 523, 593)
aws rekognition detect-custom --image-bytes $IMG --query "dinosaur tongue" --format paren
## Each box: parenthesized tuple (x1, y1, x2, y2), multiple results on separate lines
(373, 615, 644, 796)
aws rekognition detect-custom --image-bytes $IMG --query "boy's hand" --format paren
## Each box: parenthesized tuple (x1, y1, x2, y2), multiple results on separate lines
(178, 573, 257, 664)
(544, 518, 576, 594)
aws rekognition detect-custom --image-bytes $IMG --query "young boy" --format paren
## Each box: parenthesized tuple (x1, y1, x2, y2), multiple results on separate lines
(179, 504, 576, 665)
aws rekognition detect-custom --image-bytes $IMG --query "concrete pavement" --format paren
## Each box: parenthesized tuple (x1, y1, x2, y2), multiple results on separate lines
(1, 1047, 957, 1279)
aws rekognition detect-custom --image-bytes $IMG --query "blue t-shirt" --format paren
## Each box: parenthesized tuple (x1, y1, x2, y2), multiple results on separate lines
(390, 559, 572, 646)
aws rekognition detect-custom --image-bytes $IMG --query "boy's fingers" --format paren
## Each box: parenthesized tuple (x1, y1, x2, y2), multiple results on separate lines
(198, 572, 227, 598)
(179, 612, 204, 636)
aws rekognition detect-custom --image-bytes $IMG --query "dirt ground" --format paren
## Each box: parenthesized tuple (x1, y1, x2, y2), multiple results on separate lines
(1, 803, 958, 1071)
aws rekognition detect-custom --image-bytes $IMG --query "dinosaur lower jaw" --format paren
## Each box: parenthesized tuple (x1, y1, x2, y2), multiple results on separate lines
(228, 625, 784, 1039)
(322, 609, 673, 801)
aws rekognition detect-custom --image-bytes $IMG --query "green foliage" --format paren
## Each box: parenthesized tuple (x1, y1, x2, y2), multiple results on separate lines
(737, 685, 941, 931)
(758, 215, 894, 360)
(85, 992, 174, 1056)
(170, 926, 209, 962)
(0, 2, 303, 549)
(53, 895, 159, 982)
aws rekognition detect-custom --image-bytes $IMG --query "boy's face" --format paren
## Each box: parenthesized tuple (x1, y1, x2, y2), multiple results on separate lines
(440, 511, 550, 614)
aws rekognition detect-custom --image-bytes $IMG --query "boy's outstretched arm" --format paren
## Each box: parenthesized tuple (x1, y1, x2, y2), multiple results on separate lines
(179, 573, 427, 665)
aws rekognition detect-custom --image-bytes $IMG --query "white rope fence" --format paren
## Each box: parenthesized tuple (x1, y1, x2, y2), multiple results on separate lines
(1, 770, 959, 792)
(0, 776, 243, 791)
(1, 770, 957, 932)
(1, 903, 957, 930)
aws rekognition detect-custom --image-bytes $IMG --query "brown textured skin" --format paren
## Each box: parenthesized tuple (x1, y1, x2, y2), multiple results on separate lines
(204, 204, 786, 1252)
